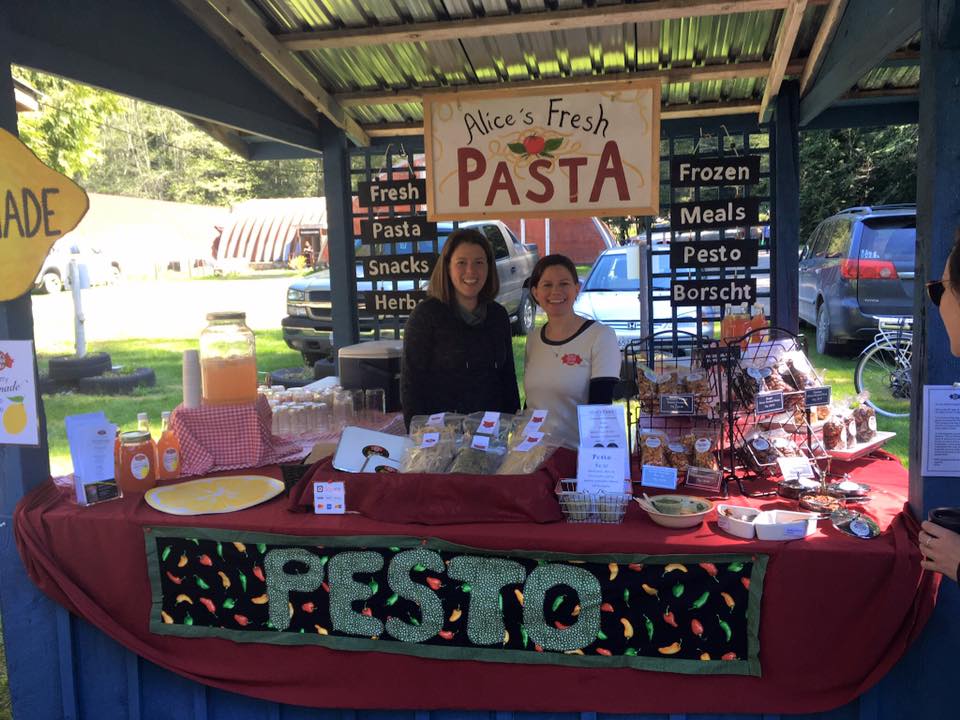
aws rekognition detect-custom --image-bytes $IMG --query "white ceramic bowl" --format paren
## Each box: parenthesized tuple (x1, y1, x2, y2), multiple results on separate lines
(638, 494, 714, 529)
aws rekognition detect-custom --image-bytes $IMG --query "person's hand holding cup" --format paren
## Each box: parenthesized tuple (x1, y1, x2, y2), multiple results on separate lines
(919, 507, 960, 582)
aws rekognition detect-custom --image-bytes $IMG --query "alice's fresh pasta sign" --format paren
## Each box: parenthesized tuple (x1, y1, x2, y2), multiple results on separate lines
(424, 81, 660, 221)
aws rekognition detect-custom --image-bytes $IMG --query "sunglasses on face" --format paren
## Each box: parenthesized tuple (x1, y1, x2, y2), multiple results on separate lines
(927, 279, 951, 306)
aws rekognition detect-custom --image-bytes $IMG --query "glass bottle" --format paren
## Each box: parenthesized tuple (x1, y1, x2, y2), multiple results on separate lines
(156, 411, 181, 481)
(116, 430, 157, 495)
(199, 311, 258, 405)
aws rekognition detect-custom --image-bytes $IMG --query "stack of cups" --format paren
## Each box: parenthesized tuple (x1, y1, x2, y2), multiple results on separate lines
(182, 350, 202, 409)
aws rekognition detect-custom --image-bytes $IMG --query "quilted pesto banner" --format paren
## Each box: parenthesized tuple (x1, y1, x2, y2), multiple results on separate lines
(146, 527, 765, 675)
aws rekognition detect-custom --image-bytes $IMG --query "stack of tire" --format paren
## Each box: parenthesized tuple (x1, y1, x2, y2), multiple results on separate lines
(41, 352, 156, 395)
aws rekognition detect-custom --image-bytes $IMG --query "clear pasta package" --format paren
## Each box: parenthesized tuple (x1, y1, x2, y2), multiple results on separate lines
(399, 432, 457, 474)
(463, 411, 514, 444)
(497, 430, 559, 475)
(449, 433, 508, 475)
(409, 413, 463, 443)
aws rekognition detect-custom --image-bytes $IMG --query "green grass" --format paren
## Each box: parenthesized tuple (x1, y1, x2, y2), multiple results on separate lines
(39, 330, 303, 476)
(802, 329, 909, 465)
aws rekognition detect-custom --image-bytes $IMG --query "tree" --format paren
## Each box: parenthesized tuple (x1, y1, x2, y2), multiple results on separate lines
(13, 67, 121, 181)
(798, 125, 917, 242)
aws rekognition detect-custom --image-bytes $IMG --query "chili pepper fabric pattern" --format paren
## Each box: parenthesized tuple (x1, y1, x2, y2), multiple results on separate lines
(150, 531, 763, 675)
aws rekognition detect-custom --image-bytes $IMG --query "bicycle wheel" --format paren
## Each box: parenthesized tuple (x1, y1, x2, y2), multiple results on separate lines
(854, 340, 911, 418)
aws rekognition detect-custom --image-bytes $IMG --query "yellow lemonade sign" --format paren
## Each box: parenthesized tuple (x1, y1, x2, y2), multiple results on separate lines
(0, 128, 89, 301)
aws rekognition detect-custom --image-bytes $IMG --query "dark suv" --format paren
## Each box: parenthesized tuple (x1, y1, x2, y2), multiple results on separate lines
(798, 204, 916, 355)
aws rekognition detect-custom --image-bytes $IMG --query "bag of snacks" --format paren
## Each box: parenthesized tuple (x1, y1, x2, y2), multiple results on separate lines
(497, 431, 559, 475)
(641, 435, 667, 466)
(399, 431, 457, 473)
(449, 433, 507, 474)
(683, 370, 712, 414)
(636, 366, 658, 408)
(852, 401, 877, 444)
(666, 442, 690, 474)
(691, 436, 719, 471)
(822, 415, 846, 450)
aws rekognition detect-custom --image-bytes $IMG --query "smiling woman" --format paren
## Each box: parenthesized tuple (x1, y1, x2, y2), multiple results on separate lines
(399, 228, 520, 427)
(523, 254, 621, 447)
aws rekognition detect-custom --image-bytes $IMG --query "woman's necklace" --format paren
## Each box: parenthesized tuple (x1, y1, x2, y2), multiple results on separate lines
(544, 318, 585, 357)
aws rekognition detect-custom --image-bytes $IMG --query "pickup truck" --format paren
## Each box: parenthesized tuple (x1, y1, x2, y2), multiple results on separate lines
(282, 220, 540, 365)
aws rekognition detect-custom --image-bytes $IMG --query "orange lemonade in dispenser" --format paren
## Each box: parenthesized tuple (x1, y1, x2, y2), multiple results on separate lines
(199, 312, 258, 405)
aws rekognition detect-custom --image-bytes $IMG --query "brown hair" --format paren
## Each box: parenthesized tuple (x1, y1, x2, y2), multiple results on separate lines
(527, 254, 579, 307)
(427, 227, 499, 304)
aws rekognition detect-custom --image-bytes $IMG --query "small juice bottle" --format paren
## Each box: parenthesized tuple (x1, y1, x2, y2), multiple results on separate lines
(157, 411, 181, 481)
(748, 303, 767, 342)
(116, 430, 158, 494)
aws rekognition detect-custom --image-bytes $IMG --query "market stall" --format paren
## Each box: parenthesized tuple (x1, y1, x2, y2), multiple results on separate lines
(4, 3, 960, 719)
(14, 449, 936, 715)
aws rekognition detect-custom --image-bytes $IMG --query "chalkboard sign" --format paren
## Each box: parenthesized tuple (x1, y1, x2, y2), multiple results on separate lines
(670, 239, 760, 269)
(659, 394, 695, 415)
(670, 197, 761, 231)
(357, 178, 427, 207)
(362, 254, 437, 280)
(804, 386, 832, 407)
(359, 216, 436, 244)
(756, 391, 785, 415)
(671, 278, 757, 307)
(670, 156, 761, 187)
(363, 290, 427, 315)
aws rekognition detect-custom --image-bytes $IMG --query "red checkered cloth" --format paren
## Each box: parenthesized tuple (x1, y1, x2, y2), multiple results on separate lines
(170, 396, 304, 477)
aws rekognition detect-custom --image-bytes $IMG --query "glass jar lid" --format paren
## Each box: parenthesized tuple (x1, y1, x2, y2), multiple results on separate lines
(206, 311, 247, 323)
(120, 430, 151, 444)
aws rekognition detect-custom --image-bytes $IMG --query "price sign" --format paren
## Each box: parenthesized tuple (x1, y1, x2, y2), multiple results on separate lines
(804, 386, 832, 407)
(640, 465, 678, 490)
(756, 391, 785, 415)
(659, 394, 694, 415)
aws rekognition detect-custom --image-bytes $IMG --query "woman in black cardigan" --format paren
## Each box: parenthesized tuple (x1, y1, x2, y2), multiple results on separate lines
(400, 227, 520, 427)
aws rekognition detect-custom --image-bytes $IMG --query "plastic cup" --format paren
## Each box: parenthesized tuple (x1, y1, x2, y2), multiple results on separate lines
(365, 389, 386, 419)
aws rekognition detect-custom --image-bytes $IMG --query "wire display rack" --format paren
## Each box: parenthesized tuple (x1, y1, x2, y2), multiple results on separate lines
(622, 331, 731, 492)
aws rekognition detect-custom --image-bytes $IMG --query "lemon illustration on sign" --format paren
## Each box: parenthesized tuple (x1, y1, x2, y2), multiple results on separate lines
(0, 128, 90, 301)
(3, 396, 27, 435)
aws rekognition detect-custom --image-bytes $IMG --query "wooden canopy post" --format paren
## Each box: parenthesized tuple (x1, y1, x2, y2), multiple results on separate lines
(0, 12, 65, 719)
(772, 79, 800, 333)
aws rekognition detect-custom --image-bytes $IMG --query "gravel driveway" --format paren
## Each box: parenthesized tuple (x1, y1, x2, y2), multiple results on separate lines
(30, 276, 293, 350)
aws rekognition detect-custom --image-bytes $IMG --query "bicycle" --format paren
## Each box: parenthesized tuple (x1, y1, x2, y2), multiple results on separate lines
(853, 316, 912, 418)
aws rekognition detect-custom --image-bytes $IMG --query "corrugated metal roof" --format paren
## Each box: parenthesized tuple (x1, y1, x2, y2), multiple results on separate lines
(205, 0, 920, 135)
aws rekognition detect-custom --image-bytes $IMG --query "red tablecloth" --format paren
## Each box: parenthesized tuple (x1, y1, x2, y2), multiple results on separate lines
(14, 453, 938, 715)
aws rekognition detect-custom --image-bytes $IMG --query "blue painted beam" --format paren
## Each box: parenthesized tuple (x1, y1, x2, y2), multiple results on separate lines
(662, 113, 761, 137)
(322, 125, 360, 350)
(799, 0, 921, 126)
(772, 81, 800, 334)
(0, 13, 64, 720)
(898, 2, 960, 717)
(803, 99, 918, 129)
(7, 0, 328, 154)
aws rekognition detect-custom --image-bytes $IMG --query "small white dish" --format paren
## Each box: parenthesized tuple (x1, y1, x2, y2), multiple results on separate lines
(716, 504, 760, 539)
(753, 509, 819, 541)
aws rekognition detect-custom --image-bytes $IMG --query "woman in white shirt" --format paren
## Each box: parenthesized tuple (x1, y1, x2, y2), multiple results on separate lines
(523, 254, 621, 447)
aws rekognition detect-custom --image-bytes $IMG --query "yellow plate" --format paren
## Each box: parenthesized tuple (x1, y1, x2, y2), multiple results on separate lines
(145, 475, 284, 516)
